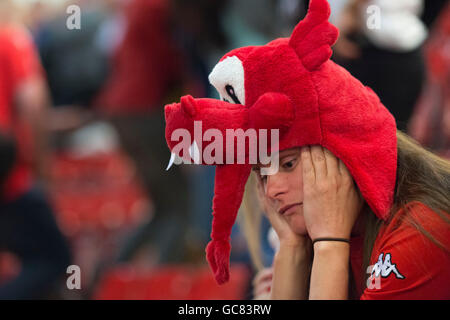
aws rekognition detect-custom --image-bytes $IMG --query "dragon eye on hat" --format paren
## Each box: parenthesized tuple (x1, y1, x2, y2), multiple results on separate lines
(209, 56, 245, 105)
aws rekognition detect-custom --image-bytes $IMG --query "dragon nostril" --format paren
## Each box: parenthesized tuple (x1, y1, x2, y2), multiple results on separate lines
(181, 95, 197, 118)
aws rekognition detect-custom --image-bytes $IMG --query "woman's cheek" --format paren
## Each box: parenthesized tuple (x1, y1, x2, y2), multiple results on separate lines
(287, 210, 307, 235)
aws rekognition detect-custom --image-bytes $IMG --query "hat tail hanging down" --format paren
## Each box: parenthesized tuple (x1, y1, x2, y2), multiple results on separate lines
(206, 163, 251, 285)
(205, 93, 295, 285)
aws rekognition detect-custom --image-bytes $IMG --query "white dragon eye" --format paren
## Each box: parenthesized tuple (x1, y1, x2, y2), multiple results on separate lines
(208, 56, 245, 105)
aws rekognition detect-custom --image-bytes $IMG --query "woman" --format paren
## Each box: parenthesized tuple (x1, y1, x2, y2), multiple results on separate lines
(163, 0, 450, 299)
(247, 131, 450, 299)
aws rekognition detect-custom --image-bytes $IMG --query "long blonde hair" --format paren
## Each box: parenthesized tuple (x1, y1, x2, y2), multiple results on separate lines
(240, 172, 265, 271)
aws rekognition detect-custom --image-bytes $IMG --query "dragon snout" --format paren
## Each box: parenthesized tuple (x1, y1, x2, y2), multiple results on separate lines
(164, 100, 194, 151)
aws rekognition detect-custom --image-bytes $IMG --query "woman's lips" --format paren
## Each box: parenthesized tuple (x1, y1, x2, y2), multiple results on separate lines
(278, 203, 303, 216)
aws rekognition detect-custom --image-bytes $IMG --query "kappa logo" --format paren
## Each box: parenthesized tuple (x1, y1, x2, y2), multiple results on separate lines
(371, 253, 405, 280)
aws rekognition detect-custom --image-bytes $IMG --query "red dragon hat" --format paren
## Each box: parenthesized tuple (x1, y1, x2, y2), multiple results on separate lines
(164, 0, 397, 284)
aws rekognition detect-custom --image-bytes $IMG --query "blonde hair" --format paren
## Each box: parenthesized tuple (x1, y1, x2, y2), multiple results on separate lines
(240, 172, 265, 271)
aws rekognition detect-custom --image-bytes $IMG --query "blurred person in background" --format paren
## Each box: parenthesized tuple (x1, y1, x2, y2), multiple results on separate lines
(409, 3, 450, 158)
(169, 0, 228, 259)
(0, 132, 16, 190)
(332, 0, 428, 131)
(25, 1, 116, 152)
(93, 0, 203, 266)
(0, 0, 71, 299)
(33, 0, 109, 108)
(222, 0, 307, 50)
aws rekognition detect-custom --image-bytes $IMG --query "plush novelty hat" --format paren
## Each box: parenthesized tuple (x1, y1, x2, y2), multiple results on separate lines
(165, 0, 397, 284)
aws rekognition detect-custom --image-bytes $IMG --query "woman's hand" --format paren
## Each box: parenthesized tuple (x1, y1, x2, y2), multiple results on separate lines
(301, 146, 363, 241)
(256, 177, 308, 248)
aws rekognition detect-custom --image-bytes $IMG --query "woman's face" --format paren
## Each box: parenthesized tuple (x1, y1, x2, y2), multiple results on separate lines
(254, 147, 307, 235)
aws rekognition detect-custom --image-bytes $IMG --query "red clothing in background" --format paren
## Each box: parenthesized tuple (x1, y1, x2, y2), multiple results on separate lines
(409, 4, 450, 157)
(351, 201, 450, 299)
(0, 25, 43, 201)
(94, 0, 183, 114)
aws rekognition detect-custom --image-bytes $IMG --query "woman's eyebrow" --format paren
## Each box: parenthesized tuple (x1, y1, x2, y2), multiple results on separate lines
(280, 151, 300, 159)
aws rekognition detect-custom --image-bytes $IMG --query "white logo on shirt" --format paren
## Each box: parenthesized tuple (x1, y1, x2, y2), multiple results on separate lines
(371, 253, 405, 279)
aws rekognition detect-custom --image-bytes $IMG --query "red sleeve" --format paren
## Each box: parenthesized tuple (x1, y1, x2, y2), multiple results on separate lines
(0, 26, 42, 130)
(361, 203, 450, 300)
(3, 26, 43, 89)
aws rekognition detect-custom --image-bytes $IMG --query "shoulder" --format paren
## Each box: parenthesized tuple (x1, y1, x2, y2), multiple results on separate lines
(0, 24, 36, 67)
(361, 201, 450, 300)
(377, 201, 449, 250)
(0, 24, 42, 82)
(0, 24, 33, 51)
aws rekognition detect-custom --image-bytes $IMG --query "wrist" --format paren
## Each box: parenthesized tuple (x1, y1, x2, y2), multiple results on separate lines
(313, 240, 350, 256)
(276, 240, 312, 262)
(312, 237, 350, 247)
(279, 237, 310, 249)
(309, 241, 350, 300)
(310, 231, 351, 243)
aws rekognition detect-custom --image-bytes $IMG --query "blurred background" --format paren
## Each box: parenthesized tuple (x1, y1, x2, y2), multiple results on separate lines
(0, 0, 448, 299)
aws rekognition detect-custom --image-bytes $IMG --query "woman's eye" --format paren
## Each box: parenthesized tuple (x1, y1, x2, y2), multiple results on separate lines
(282, 158, 296, 169)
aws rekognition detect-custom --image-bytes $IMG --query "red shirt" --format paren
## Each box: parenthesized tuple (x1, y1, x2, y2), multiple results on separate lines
(0, 24, 43, 201)
(350, 201, 450, 299)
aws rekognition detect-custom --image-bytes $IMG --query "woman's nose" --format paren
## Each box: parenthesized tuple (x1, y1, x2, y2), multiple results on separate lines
(265, 173, 287, 201)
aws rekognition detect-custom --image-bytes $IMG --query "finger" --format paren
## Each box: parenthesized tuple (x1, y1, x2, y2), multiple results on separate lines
(323, 148, 339, 177)
(301, 146, 315, 184)
(310, 145, 327, 181)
